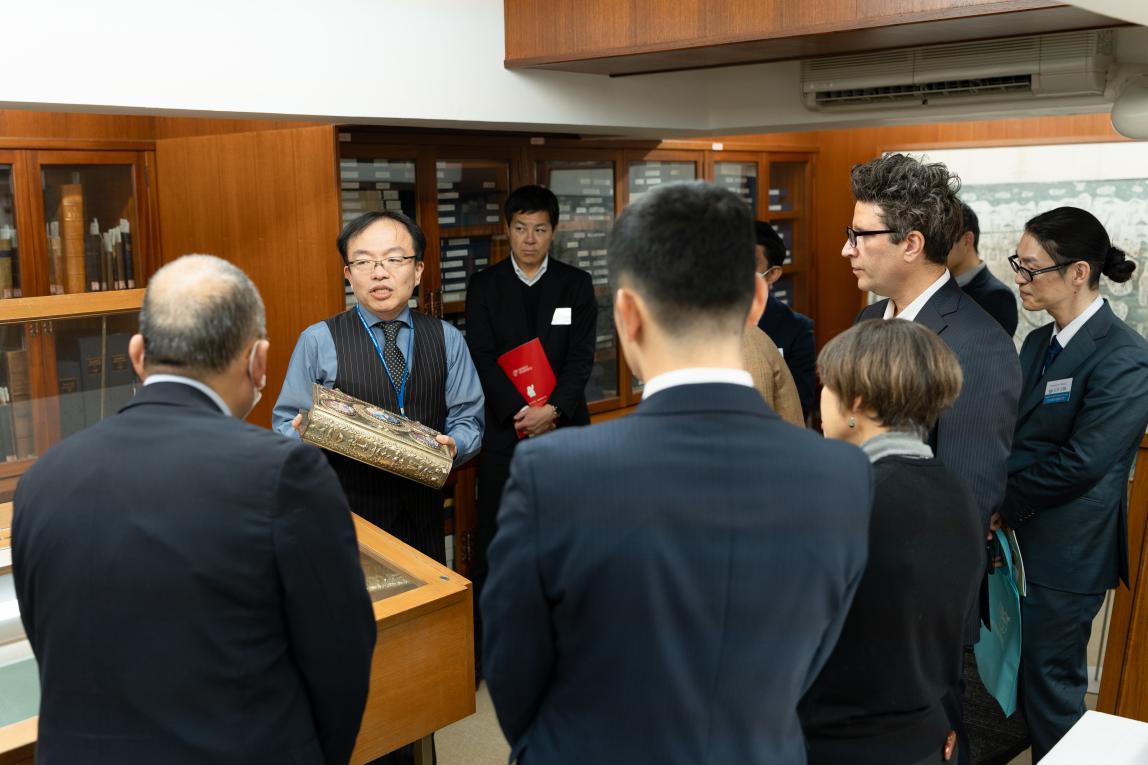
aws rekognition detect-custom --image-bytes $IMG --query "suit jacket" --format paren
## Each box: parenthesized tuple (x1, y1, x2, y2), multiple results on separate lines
(743, 327, 803, 426)
(759, 294, 816, 417)
(1000, 301, 1148, 594)
(858, 279, 1021, 643)
(858, 279, 1021, 532)
(465, 257, 598, 456)
(481, 382, 873, 765)
(960, 265, 1019, 337)
(13, 382, 376, 765)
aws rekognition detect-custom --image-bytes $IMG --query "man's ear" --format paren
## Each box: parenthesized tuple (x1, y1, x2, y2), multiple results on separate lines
(614, 287, 642, 344)
(902, 230, 927, 264)
(252, 338, 270, 389)
(129, 334, 147, 380)
(764, 266, 783, 287)
(747, 274, 768, 327)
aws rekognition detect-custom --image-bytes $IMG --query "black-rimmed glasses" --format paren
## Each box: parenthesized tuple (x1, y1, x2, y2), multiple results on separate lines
(1007, 254, 1068, 283)
(347, 256, 416, 273)
(845, 226, 896, 248)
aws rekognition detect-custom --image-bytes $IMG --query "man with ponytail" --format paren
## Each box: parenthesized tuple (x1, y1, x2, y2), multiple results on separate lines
(1002, 206, 1148, 761)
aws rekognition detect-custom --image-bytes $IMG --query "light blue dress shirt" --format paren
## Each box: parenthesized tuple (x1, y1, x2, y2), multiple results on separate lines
(272, 306, 484, 465)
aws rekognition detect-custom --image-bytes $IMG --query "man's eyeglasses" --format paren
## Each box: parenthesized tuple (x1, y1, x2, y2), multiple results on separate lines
(845, 226, 897, 248)
(347, 256, 417, 273)
(1007, 254, 1068, 283)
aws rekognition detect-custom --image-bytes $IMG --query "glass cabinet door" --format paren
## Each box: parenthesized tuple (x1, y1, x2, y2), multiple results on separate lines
(714, 161, 758, 212)
(436, 159, 510, 317)
(338, 158, 418, 310)
(627, 160, 696, 205)
(537, 159, 617, 404)
(0, 310, 139, 502)
(768, 162, 806, 213)
(0, 164, 19, 300)
(40, 163, 141, 295)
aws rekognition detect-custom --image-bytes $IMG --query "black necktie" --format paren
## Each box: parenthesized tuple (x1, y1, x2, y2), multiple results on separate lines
(381, 321, 406, 388)
(1042, 337, 1063, 376)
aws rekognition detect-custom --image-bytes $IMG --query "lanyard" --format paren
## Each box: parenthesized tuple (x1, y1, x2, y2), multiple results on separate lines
(356, 306, 413, 417)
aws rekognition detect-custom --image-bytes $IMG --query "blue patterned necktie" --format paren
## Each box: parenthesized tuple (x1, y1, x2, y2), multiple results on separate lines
(1042, 337, 1063, 376)
(381, 321, 406, 388)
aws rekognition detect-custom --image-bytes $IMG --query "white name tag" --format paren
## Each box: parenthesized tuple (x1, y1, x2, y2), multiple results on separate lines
(1044, 377, 1073, 404)
(552, 307, 572, 325)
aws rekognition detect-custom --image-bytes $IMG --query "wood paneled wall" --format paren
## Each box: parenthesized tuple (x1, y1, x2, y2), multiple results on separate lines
(154, 125, 344, 427)
(503, 0, 1114, 74)
(0, 110, 322, 143)
(1098, 437, 1148, 721)
(752, 112, 1122, 350)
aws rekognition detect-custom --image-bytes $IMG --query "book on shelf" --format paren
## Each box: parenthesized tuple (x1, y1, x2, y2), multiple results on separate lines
(0, 388, 13, 461)
(47, 221, 63, 294)
(0, 226, 13, 299)
(56, 357, 85, 440)
(119, 219, 135, 289)
(3, 350, 34, 459)
(85, 219, 102, 292)
(60, 183, 87, 294)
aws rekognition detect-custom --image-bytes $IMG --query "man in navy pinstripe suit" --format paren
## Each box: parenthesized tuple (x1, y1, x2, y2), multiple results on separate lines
(482, 182, 874, 765)
(847, 153, 1022, 763)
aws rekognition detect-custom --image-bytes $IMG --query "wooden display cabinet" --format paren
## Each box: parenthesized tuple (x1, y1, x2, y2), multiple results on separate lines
(350, 513, 475, 763)
(0, 142, 158, 499)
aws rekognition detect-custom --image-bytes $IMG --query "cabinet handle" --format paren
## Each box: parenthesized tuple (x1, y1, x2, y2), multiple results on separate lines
(42, 321, 53, 335)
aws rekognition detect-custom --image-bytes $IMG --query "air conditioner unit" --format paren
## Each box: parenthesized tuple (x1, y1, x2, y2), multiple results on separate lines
(801, 30, 1114, 111)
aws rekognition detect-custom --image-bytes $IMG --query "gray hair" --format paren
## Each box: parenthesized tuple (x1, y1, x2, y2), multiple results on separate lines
(850, 153, 963, 266)
(140, 254, 266, 376)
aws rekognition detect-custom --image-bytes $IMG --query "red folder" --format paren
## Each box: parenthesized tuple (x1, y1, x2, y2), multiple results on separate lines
(497, 338, 557, 408)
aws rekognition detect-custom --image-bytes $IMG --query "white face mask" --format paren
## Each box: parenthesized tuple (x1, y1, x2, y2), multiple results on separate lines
(244, 340, 266, 419)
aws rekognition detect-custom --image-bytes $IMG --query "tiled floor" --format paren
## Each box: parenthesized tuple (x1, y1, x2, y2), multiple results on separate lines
(438, 686, 1098, 764)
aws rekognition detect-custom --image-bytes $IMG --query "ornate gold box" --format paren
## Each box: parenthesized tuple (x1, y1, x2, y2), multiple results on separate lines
(299, 384, 452, 489)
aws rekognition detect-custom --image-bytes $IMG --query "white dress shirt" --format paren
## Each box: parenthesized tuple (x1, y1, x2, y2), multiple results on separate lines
(883, 270, 951, 321)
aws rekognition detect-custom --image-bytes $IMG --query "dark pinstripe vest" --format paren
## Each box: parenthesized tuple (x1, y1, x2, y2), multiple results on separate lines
(325, 308, 448, 563)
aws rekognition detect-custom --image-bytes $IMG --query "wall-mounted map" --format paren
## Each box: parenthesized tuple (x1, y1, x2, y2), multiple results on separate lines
(918, 143, 1148, 347)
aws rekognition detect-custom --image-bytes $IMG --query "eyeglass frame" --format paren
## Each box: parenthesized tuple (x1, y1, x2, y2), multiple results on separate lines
(845, 226, 897, 248)
(1007, 253, 1070, 283)
(346, 255, 418, 273)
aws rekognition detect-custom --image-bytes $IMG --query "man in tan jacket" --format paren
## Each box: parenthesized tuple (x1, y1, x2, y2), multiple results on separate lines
(743, 323, 803, 426)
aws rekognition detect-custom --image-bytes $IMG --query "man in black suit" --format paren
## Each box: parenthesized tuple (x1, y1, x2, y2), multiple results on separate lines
(755, 220, 816, 420)
(13, 255, 376, 765)
(464, 184, 597, 673)
(949, 201, 1019, 336)
(848, 153, 1022, 764)
(482, 182, 874, 765)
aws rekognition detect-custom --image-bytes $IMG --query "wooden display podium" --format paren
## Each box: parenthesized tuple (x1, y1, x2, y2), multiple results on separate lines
(0, 505, 475, 765)
(350, 514, 475, 763)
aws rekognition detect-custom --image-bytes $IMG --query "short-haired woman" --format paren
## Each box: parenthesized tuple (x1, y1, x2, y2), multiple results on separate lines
(800, 319, 984, 765)
(1001, 206, 1148, 761)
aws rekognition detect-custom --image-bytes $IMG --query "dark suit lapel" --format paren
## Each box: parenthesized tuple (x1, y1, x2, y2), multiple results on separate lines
(855, 298, 888, 324)
(913, 279, 961, 336)
(1016, 304, 1112, 423)
(534, 262, 565, 342)
(1016, 325, 1054, 421)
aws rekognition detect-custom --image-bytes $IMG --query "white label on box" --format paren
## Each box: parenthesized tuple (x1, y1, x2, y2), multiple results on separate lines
(439, 217, 456, 224)
(566, 241, 578, 248)
(482, 180, 496, 189)
(447, 238, 470, 245)
(645, 169, 661, 177)
(444, 249, 469, 257)
(438, 204, 455, 212)
(486, 215, 500, 222)
(375, 182, 391, 190)
(439, 192, 460, 200)
(486, 203, 499, 210)
(383, 190, 399, 200)
(385, 201, 402, 210)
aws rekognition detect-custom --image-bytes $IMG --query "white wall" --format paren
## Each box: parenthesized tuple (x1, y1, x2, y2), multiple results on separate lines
(0, 1, 1142, 135)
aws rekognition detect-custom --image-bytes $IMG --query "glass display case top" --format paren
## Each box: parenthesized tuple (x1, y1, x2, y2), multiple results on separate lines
(359, 545, 422, 603)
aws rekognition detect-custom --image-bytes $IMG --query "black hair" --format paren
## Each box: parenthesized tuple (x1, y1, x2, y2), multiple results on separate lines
(337, 211, 426, 264)
(850, 153, 963, 266)
(958, 201, 980, 252)
(609, 181, 755, 335)
(505, 185, 559, 227)
(754, 221, 787, 269)
(1024, 206, 1136, 288)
